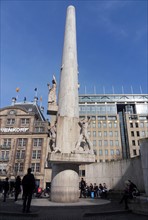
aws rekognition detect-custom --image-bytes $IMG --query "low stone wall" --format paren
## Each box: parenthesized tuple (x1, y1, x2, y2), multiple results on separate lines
(85, 156, 145, 191)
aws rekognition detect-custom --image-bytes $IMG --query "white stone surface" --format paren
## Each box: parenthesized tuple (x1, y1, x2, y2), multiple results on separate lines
(139, 137, 148, 196)
(51, 164, 79, 202)
(58, 5, 79, 118)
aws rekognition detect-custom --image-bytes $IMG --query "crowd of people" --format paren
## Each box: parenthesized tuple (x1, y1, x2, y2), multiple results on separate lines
(79, 178, 108, 199)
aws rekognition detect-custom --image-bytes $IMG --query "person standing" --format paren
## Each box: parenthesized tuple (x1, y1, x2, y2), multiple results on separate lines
(79, 178, 86, 198)
(22, 168, 35, 213)
(3, 177, 9, 202)
(14, 175, 21, 201)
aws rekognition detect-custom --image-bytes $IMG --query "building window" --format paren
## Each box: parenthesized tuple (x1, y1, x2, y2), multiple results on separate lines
(14, 163, 24, 172)
(114, 131, 118, 137)
(93, 140, 96, 146)
(136, 131, 140, 137)
(33, 138, 43, 147)
(115, 140, 119, 146)
(93, 131, 96, 137)
(130, 123, 133, 128)
(20, 118, 30, 125)
(32, 150, 41, 159)
(34, 127, 44, 132)
(109, 131, 113, 137)
(98, 131, 102, 137)
(114, 123, 117, 128)
(108, 116, 116, 120)
(110, 149, 114, 155)
(3, 139, 11, 147)
(98, 116, 106, 120)
(108, 123, 112, 128)
(133, 149, 137, 156)
(104, 131, 107, 137)
(99, 149, 103, 155)
(104, 140, 108, 146)
(31, 163, 40, 172)
(18, 138, 27, 147)
(6, 118, 15, 125)
(98, 140, 102, 146)
(110, 140, 113, 146)
(140, 122, 144, 128)
(132, 140, 136, 146)
(92, 121, 96, 128)
(1, 151, 9, 160)
(135, 122, 139, 128)
(98, 122, 101, 128)
(131, 131, 134, 137)
(116, 149, 120, 155)
(16, 150, 25, 159)
(103, 122, 107, 128)
(141, 131, 145, 137)
(36, 163, 40, 172)
(105, 149, 108, 155)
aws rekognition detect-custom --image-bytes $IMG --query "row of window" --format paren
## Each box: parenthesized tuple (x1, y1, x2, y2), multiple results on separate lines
(14, 162, 40, 173)
(0, 138, 43, 147)
(93, 140, 120, 147)
(130, 131, 148, 137)
(0, 150, 41, 160)
(95, 149, 120, 156)
(88, 122, 118, 128)
(89, 131, 119, 137)
(130, 122, 148, 128)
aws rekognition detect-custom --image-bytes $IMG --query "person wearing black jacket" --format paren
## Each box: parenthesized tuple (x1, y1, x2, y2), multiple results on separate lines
(3, 177, 9, 202)
(22, 168, 35, 213)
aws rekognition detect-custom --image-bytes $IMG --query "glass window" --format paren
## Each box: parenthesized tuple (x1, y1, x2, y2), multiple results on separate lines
(35, 127, 44, 132)
(36, 163, 40, 172)
(115, 140, 119, 146)
(109, 131, 113, 137)
(98, 122, 101, 128)
(33, 138, 43, 147)
(130, 123, 133, 128)
(140, 131, 145, 137)
(31, 163, 35, 172)
(98, 116, 106, 120)
(105, 149, 108, 155)
(88, 131, 91, 136)
(103, 122, 107, 128)
(133, 149, 137, 155)
(98, 131, 102, 137)
(110, 149, 114, 155)
(104, 140, 108, 146)
(21, 118, 30, 125)
(110, 140, 113, 146)
(108, 116, 116, 120)
(104, 131, 107, 137)
(140, 122, 144, 128)
(20, 163, 24, 172)
(99, 150, 103, 155)
(93, 140, 96, 146)
(136, 131, 140, 137)
(32, 150, 36, 159)
(114, 123, 117, 128)
(37, 150, 41, 159)
(93, 131, 96, 137)
(6, 118, 15, 125)
(135, 122, 138, 128)
(115, 131, 118, 137)
(131, 131, 134, 137)
(18, 138, 27, 147)
(98, 140, 102, 146)
(3, 139, 11, 147)
(132, 140, 136, 146)
(108, 123, 112, 128)
(116, 149, 120, 155)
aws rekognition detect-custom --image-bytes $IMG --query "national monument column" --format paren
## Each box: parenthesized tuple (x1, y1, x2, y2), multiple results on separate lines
(48, 5, 95, 203)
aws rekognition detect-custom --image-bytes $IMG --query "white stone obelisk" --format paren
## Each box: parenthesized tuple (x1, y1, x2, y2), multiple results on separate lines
(49, 5, 95, 203)
(50, 5, 79, 202)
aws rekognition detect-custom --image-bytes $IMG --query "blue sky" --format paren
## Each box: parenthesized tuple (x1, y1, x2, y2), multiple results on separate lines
(1, 0, 148, 110)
